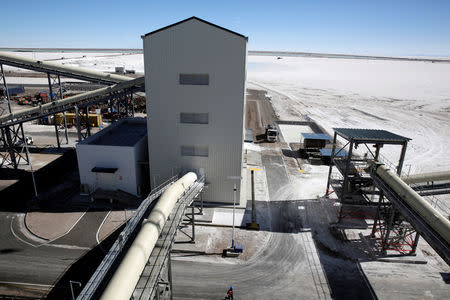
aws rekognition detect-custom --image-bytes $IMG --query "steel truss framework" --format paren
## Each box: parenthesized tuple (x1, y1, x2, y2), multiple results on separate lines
(371, 171, 450, 263)
(0, 124, 30, 168)
(0, 63, 30, 168)
(0, 64, 12, 116)
(0, 61, 143, 169)
(325, 128, 422, 257)
(370, 191, 420, 255)
(47, 72, 69, 148)
(74, 89, 136, 141)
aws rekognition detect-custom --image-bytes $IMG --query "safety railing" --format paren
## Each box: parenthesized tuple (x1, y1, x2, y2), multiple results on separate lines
(76, 174, 179, 299)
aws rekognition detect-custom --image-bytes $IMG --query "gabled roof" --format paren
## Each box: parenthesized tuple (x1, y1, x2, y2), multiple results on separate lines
(142, 16, 248, 40)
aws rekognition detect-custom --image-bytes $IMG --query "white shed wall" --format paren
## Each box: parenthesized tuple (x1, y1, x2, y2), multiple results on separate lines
(133, 135, 149, 195)
(144, 19, 247, 203)
(77, 145, 138, 195)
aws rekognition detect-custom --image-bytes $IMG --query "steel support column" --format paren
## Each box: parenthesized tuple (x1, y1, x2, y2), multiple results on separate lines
(342, 140, 354, 199)
(371, 191, 384, 236)
(325, 131, 338, 196)
(0, 64, 12, 114)
(382, 207, 397, 254)
(131, 92, 135, 117)
(168, 247, 173, 300)
(19, 123, 30, 164)
(85, 107, 91, 137)
(47, 73, 60, 149)
(191, 204, 195, 243)
(397, 141, 408, 175)
(410, 232, 421, 254)
(338, 140, 354, 220)
(57, 75, 69, 144)
(4, 126, 17, 169)
(75, 106, 82, 142)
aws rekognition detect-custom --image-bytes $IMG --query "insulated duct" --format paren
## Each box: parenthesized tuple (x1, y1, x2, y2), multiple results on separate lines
(401, 171, 450, 185)
(375, 164, 450, 244)
(100, 172, 198, 300)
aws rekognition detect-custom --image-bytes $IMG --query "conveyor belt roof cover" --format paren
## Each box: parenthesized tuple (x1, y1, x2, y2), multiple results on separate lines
(333, 128, 411, 143)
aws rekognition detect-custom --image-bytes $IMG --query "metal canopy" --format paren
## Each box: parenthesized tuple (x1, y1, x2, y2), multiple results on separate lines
(320, 148, 348, 157)
(333, 128, 410, 144)
(91, 167, 118, 173)
(301, 132, 331, 140)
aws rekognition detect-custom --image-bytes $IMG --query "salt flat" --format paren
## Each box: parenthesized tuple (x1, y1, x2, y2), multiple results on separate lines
(247, 55, 450, 173)
(3, 51, 450, 172)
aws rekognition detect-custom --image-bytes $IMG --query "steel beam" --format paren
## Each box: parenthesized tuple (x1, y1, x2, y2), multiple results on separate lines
(75, 106, 82, 142)
(0, 52, 131, 84)
(397, 141, 408, 175)
(0, 77, 144, 128)
(325, 131, 337, 196)
(0, 64, 12, 114)
(48, 73, 61, 148)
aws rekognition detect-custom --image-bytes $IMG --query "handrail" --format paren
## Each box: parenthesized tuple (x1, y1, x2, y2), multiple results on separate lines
(76, 175, 178, 299)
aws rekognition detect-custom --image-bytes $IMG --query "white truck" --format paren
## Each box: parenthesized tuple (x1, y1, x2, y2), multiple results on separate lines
(265, 124, 278, 142)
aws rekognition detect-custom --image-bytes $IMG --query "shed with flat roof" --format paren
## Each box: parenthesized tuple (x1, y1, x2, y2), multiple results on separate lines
(301, 132, 331, 149)
(76, 118, 149, 197)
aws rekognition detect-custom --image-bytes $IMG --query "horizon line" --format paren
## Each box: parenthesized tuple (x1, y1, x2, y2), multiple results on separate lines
(0, 47, 449, 63)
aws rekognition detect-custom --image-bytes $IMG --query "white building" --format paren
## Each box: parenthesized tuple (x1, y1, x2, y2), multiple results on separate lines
(143, 17, 247, 204)
(76, 118, 149, 197)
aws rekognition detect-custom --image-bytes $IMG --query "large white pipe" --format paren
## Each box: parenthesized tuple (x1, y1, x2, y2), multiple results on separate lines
(376, 164, 450, 244)
(100, 172, 198, 300)
(401, 171, 450, 185)
(0, 51, 132, 83)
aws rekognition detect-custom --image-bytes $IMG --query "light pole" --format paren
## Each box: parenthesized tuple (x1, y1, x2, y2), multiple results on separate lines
(69, 280, 81, 300)
(227, 176, 241, 250)
(23, 136, 37, 197)
(246, 168, 260, 230)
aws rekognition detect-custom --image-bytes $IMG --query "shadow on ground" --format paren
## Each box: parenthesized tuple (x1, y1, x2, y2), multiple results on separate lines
(239, 199, 379, 299)
(0, 148, 144, 213)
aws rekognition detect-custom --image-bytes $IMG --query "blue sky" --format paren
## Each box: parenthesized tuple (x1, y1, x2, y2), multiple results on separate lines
(2, 0, 450, 56)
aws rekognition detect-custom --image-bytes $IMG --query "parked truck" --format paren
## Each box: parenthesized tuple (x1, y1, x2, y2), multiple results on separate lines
(265, 124, 278, 142)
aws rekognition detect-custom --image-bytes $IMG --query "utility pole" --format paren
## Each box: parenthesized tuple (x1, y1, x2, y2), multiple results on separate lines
(246, 168, 260, 230)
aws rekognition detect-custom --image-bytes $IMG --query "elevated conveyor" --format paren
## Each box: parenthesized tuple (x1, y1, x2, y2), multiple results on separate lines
(77, 173, 205, 300)
(369, 162, 450, 264)
(0, 77, 144, 128)
(0, 52, 131, 84)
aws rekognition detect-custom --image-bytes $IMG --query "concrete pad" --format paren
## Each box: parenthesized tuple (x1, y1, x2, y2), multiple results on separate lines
(98, 210, 135, 242)
(25, 211, 84, 240)
(278, 124, 313, 144)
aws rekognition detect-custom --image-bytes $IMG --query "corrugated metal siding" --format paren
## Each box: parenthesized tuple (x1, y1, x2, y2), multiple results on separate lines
(144, 19, 247, 203)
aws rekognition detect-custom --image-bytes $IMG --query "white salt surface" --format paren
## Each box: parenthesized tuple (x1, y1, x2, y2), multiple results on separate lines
(2, 52, 144, 74)
(4, 51, 450, 172)
(248, 56, 450, 173)
(278, 124, 313, 144)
